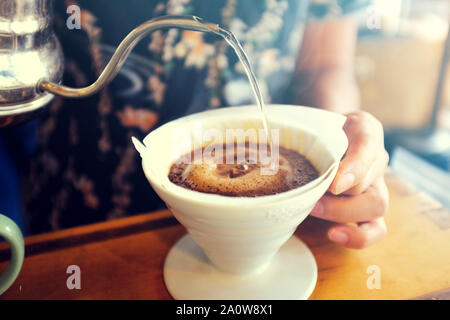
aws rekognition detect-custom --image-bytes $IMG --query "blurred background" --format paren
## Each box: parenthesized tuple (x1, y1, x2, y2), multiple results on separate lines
(354, 0, 450, 207)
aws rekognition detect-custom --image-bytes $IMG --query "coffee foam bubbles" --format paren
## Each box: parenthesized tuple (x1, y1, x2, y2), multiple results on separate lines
(169, 144, 318, 197)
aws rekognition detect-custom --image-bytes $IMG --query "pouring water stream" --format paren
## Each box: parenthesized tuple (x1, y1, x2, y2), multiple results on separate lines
(132, 16, 273, 159)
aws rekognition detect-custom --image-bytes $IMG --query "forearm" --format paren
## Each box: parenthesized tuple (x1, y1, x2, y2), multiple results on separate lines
(293, 67, 360, 113)
(294, 18, 360, 113)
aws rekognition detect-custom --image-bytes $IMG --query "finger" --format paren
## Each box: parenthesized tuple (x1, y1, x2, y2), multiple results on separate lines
(327, 217, 387, 249)
(310, 177, 389, 223)
(345, 150, 389, 196)
(330, 113, 383, 195)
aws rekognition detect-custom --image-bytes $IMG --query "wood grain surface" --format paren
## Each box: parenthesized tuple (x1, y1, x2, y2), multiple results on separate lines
(0, 172, 449, 300)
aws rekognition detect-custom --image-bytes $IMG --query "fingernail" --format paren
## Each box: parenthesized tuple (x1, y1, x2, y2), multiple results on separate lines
(334, 173, 355, 194)
(311, 201, 324, 216)
(329, 230, 349, 245)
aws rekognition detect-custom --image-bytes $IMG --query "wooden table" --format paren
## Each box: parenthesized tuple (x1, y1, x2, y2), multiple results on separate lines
(1, 171, 449, 300)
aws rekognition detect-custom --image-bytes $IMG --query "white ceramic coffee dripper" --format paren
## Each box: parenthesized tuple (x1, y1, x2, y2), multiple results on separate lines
(133, 104, 348, 300)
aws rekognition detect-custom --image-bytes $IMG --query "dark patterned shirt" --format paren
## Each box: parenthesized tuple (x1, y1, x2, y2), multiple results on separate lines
(24, 0, 368, 234)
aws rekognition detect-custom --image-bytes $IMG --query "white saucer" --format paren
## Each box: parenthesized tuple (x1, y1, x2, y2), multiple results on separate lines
(163, 234, 318, 300)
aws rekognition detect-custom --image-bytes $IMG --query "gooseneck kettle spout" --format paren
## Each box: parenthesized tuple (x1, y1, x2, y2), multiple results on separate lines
(38, 16, 221, 98)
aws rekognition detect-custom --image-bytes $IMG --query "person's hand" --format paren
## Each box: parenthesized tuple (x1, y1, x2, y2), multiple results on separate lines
(310, 111, 389, 249)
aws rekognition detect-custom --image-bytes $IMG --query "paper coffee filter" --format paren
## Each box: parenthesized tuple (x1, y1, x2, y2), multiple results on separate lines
(137, 105, 348, 206)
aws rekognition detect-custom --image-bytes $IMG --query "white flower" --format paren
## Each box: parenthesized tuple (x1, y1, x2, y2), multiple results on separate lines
(216, 53, 228, 69)
(174, 42, 188, 58)
(258, 49, 280, 77)
(224, 79, 253, 105)
(288, 23, 305, 53)
(185, 44, 214, 69)
(229, 18, 248, 40)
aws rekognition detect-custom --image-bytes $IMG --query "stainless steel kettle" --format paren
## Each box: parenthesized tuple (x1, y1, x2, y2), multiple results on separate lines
(0, 0, 222, 127)
(0, 0, 63, 126)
